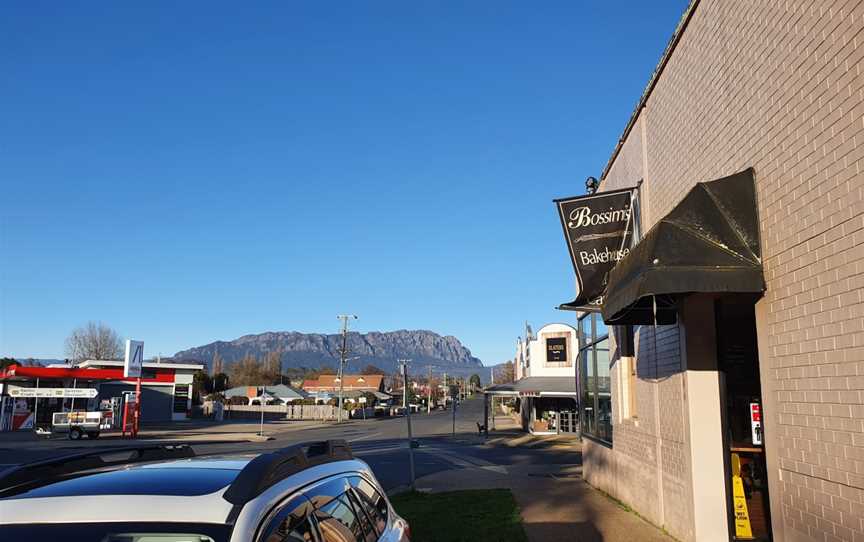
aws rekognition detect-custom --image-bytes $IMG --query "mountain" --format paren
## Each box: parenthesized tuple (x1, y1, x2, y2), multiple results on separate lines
(173, 329, 486, 379)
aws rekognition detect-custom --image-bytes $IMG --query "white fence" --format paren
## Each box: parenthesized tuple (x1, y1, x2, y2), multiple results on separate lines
(285, 404, 339, 421)
(208, 403, 339, 421)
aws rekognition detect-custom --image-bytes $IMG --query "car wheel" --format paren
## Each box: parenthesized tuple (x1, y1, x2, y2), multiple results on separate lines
(69, 427, 83, 440)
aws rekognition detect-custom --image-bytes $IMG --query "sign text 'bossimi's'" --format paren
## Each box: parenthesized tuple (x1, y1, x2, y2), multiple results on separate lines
(555, 187, 635, 311)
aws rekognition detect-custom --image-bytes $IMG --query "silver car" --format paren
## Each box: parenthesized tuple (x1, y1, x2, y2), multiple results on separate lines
(0, 440, 411, 542)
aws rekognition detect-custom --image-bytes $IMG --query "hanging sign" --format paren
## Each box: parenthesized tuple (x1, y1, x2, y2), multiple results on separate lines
(10, 388, 98, 398)
(555, 187, 636, 311)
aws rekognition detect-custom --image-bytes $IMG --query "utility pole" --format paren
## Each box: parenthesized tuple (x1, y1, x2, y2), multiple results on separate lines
(400, 359, 416, 490)
(259, 385, 265, 437)
(427, 366, 432, 414)
(336, 314, 357, 424)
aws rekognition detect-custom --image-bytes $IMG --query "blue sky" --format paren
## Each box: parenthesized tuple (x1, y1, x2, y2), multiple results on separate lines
(1, 1, 688, 364)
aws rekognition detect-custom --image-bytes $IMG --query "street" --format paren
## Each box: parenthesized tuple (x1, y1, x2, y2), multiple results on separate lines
(0, 397, 582, 493)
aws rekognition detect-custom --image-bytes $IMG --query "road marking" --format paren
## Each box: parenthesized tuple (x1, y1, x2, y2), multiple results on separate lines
(431, 448, 497, 469)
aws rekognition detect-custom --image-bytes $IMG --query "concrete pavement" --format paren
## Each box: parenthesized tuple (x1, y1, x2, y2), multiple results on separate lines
(412, 462, 674, 542)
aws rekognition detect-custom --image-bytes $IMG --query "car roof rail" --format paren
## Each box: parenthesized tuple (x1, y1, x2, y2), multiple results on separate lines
(222, 439, 353, 505)
(0, 443, 195, 494)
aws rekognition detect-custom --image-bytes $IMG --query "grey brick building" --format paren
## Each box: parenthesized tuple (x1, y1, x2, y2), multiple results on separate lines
(577, 1, 864, 540)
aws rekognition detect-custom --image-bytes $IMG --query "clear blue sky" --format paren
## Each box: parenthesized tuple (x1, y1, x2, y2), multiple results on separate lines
(1, 1, 688, 364)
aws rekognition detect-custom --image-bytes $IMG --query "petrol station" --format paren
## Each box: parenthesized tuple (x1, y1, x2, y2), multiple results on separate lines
(0, 341, 203, 436)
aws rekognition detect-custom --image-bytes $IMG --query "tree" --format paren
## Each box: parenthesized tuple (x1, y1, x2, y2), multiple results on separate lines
(65, 322, 123, 362)
(0, 357, 18, 371)
(212, 373, 229, 392)
(228, 354, 264, 386)
(263, 351, 282, 384)
(469, 374, 481, 390)
(500, 361, 515, 383)
(192, 371, 213, 404)
(318, 366, 336, 375)
(211, 351, 224, 376)
(361, 364, 385, 375)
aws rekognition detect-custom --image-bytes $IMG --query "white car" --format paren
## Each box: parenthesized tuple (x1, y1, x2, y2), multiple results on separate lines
(0, 440, 411, 542)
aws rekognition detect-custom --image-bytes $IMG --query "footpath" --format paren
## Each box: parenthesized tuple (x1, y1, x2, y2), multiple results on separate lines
(413, 415, 675, 542)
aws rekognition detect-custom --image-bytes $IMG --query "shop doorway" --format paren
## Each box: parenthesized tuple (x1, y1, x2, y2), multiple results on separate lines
(529, 397, 579, 435)
(716, 299, 772, 541)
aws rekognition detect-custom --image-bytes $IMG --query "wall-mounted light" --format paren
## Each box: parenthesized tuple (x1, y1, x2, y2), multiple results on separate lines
(585, 176, 598, 194)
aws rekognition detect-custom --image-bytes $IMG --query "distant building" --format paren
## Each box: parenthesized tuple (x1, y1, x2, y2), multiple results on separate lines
(487, 323, 579, 435)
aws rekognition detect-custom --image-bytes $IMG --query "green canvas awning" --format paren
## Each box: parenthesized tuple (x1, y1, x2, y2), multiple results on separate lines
(602, 168, 765, 325)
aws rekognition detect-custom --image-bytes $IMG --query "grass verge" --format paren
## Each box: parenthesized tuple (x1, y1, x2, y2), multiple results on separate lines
(390, 489, 527, 542)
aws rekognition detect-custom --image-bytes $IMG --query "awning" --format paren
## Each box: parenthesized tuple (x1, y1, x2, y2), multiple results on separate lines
(485, 377, 577, 397)
(602, 168, 764, 325)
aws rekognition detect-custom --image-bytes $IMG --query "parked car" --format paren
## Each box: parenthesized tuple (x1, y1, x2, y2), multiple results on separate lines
(0, 440, 410, 542)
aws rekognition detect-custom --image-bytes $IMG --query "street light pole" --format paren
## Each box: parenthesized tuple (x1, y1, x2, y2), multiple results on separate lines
(400, 359, 415, 490)
(336, 314, 357, 424)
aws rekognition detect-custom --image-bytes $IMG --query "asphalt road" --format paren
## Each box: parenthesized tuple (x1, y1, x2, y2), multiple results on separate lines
(0, 397, 582, 492)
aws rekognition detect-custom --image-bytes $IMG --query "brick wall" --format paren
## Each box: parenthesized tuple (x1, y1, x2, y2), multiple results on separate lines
(589, 0, 864, 539)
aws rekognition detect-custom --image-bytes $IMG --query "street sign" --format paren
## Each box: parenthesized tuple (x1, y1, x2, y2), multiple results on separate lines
(125, 340, 144, 378)
(10, 388, 98, 398)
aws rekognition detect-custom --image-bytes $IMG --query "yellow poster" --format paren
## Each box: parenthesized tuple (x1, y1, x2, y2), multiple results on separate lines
(731, 453, 753, 540)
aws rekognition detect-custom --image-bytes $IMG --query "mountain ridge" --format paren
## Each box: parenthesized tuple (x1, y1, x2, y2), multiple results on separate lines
(173, 329, 485, 378)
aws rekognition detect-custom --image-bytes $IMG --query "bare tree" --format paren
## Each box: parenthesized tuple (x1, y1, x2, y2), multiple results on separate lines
(228, 354, 264, 386)
(264, 350, 282, 384)
(211, 350, 224, 376)
(500, 360, 515, 383)
(65, 322, 124, 363)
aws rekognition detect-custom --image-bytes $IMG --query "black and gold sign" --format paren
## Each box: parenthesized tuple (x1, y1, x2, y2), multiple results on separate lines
(546, 337, 567, 362)
(555, 187, 636, 311)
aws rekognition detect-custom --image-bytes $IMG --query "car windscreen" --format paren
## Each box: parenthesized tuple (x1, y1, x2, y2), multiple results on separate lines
(0, 522, 232, 542)
(1, 468, 238, 499)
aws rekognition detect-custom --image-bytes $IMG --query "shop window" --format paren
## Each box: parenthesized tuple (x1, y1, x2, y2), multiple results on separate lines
(578, 313, 612, 444)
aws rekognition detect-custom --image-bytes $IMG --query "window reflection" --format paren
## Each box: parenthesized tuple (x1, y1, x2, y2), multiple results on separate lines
(578, 315, 613, 444)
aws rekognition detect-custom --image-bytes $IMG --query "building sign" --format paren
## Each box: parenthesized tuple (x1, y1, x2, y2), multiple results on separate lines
(546, 337, 567, 362)
(173, 385, 190, 413)
(555, 187, 636, 310)
(125, 340, 144, 378)
(10, 388, 98, 399)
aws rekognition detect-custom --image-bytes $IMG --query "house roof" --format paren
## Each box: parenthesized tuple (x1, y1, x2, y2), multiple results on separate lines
(302, 374, 384, 391)
(224, 384, 307, 400)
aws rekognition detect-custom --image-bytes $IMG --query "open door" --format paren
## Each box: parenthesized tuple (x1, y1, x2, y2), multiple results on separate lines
(716, 298, 772, 541)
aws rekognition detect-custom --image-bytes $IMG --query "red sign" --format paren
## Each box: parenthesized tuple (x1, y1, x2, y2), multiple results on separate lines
(750, 403, 761, 422)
